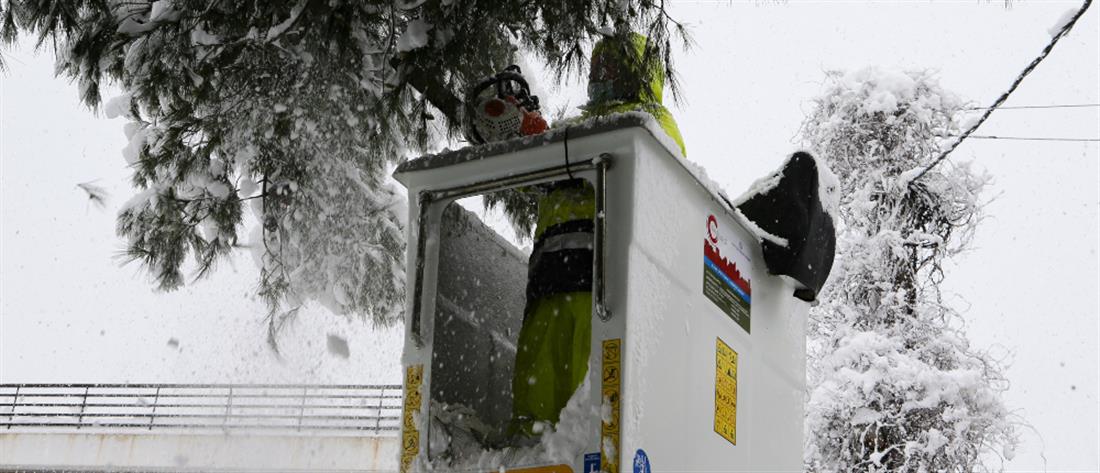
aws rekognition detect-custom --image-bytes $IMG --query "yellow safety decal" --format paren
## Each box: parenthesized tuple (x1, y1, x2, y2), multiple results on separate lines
(714, 337, 738, 446)
(495, 465, 574, 473)
(601, 339, 622, 473)
(400, 364, 424, 473)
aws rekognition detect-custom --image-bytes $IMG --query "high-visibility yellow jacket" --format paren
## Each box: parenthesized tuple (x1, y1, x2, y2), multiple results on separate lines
(580, 32, 686, 157)
(510, 33, 685, 435)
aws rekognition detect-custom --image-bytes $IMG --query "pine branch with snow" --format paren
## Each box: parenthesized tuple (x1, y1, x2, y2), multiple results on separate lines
(0, 0, 689, 331)
(801, 68, 1018, 472)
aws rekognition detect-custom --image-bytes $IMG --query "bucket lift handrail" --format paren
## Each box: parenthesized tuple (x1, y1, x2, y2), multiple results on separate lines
(408, 155, 612, 346)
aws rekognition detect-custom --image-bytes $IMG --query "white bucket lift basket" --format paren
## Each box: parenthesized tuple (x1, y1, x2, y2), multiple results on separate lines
(392, 113, 809, 473)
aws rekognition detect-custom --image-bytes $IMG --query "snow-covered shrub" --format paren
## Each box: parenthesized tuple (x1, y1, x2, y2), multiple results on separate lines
(802, 68, 1017, 472)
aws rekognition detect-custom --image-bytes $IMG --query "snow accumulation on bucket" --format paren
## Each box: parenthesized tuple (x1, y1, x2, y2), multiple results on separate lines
(417, 362, 598, 472)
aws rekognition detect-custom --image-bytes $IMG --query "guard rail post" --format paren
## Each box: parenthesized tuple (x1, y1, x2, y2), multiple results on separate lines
(76, 386, 89, 430)
(5, 385, 18, 430)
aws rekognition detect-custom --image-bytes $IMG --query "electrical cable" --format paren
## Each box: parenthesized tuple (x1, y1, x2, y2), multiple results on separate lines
(908, 0, 1093, 185)
(958, 135, 1099, 142)
(961, 103, 1100, 111)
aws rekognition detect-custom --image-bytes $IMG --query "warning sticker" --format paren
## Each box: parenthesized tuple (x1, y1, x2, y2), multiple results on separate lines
(714, 337, 738, 446)
(703, 214, 752, 333)
(400, 364, 424, 473)
(601, 339, 622, 473)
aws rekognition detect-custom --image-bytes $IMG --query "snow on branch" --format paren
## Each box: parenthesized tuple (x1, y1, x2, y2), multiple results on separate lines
(802, 67, 1017, 472)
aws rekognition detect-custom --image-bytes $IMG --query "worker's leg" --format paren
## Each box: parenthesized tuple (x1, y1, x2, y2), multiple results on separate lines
(567, 292, 593, 397)
(511, 291, 592, 436)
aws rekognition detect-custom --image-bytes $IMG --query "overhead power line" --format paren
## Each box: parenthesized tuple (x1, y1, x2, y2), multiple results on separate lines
(962, 103, 1100, 111)
(909, 0, 1094, 184)
(962, 135, 1099, 142)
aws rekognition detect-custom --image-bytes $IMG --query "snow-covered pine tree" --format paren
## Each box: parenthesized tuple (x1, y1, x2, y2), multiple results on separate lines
(0, 1, 687, 335)
(801, 68, 1018, 471)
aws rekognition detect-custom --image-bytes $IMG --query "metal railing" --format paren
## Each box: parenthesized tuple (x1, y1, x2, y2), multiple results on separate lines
(0, 383, 402, 436)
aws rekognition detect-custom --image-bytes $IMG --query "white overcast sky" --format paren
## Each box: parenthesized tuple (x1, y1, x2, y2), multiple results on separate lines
(1, 1, 1097, 470)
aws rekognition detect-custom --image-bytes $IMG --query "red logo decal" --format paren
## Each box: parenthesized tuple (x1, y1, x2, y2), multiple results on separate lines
(707, 214, 719, 244)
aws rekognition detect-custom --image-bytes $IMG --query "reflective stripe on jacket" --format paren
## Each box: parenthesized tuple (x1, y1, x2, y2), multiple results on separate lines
(525, 180, 596, 305)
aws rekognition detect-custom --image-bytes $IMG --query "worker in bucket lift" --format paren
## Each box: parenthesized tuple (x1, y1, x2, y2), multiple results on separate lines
(509, 31, 686, 438)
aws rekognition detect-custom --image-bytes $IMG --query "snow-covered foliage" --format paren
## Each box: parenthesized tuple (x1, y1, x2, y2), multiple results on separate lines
(801, 68, 1017, 471)
(1, 0, 689, 333)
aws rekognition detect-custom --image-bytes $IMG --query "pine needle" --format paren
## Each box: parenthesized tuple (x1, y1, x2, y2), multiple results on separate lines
(76, 181, 110, 210)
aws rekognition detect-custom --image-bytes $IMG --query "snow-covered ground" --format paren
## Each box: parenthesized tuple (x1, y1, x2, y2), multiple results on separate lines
(1, 2, 1097, 470)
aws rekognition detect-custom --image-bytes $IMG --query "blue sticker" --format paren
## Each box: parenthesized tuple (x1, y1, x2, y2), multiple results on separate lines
(633, 449, 651, 473)
(584, 452, 601, 473)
